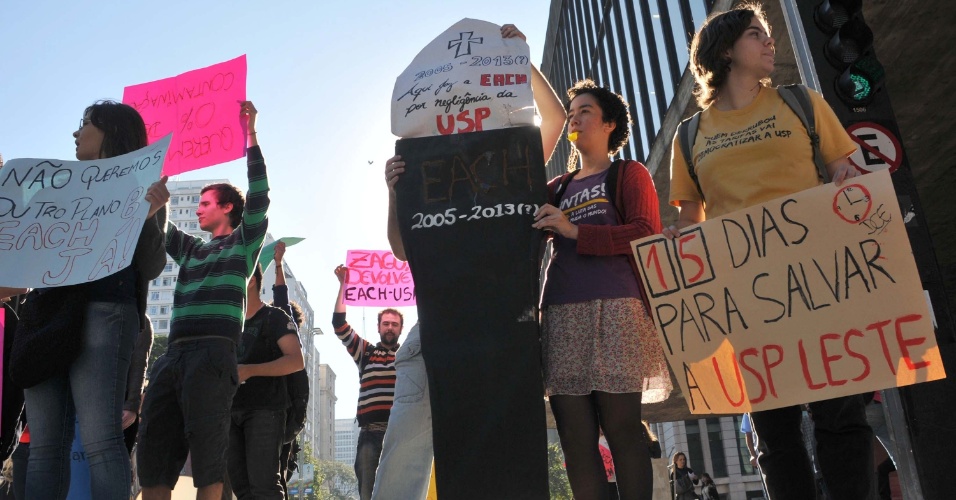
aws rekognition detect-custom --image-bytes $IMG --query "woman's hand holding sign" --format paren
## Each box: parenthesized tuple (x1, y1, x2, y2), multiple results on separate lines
(533, 204, 578, 239)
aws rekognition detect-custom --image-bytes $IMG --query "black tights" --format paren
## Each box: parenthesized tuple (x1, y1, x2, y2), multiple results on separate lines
(550, 392, 651, 500)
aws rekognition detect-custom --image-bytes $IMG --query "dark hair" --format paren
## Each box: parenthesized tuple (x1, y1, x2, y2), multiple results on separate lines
(689, 2, 771, 108)
(84, 100, 148, 158)
(377, 308, 404, 328)
(268, 298, 306, 330)
(672, 451, 687, 467)
(251, 263, 264, 294)
(565, 79, 632, 172)
(200, 183, 245, 229)
(288, 301, 305, 330)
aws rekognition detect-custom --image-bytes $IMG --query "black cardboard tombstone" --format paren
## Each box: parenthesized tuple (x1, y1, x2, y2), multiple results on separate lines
(395, 126, 549, 499)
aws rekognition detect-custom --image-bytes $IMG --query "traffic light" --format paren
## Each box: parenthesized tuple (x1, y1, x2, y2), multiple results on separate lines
(792, 4, 956, 495)
(810, 0, 885, 107)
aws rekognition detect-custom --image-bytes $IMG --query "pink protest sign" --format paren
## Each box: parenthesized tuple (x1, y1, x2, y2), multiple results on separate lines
(123, 55, 247, 175)
(1, 308, 4, 420)
(344, 250, 416, 306)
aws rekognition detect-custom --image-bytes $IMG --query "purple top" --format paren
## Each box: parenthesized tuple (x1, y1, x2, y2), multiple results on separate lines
(542, 169, 641, 306)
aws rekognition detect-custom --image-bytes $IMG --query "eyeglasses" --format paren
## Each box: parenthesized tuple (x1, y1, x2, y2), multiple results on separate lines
(78, 118, 91, 131)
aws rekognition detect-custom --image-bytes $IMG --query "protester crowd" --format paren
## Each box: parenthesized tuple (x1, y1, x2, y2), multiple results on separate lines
(1, 4, 887, 500)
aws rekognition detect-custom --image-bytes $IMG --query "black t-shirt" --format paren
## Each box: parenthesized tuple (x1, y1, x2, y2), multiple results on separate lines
(232, 304, 299, 410)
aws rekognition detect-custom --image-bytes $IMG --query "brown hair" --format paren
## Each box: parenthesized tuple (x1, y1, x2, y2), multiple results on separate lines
(200, 183, 245, 229)
(689, 2, 771, 108)
(378, 308, 403, 327)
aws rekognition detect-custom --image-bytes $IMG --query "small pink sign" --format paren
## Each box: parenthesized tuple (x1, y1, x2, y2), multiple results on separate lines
(344, 250, 416, 307)
(123, 55, 247, 175)
(1, 308, 5, 421)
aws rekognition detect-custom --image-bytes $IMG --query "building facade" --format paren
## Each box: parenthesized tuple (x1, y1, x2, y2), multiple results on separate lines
(334, 418, 361, 465)
(541, 0, 713, 179)
(316, 363, 337, 460)
(652, 417, 766, 499)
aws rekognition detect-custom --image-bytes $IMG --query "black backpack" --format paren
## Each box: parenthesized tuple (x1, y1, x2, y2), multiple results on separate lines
(265, 307, 310, 444)
(285, 369, 309, 443)
(284, 367, 309, 444)
(677, 84, 830, 202)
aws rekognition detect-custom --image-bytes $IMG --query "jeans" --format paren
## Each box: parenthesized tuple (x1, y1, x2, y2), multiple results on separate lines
(227, 408, 286, 500)
(355, 428, 386, 500)
(750, 395, 874, 500)
(23, 301, 138, 500)
(12, 441, 29, 500)
(371, 323, 432, 500)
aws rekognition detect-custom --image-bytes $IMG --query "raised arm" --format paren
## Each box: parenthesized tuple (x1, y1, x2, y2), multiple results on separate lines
(239, 101, 270, 268)
(531, 64, 567, 163)
(332, 265, 372, 366)
(271, 241, 295, 320)
(385, 155, 406, 261)
(273, 241, 287, 288)
(500, 24, 567, 163)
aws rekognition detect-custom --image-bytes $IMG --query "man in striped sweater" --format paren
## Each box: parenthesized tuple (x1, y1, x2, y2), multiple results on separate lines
(137, 101, 270, 500)
(332, 265, 401, 500)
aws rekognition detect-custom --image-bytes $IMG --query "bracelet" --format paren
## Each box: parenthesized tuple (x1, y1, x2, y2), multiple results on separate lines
(248, 132, 257, 136)
(275, 264, 282, 268)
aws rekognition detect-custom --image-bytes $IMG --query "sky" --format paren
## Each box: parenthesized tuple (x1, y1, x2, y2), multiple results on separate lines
(0, 0, 552, 419)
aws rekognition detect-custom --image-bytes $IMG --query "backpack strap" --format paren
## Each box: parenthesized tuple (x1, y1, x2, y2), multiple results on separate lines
(606, 159, 623, 214)
(677, 112, 704, 201)
(551, 170, 580, 206)
(778, 84, 830, 183)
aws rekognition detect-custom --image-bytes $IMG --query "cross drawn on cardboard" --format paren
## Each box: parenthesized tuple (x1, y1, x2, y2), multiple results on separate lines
(447, 31, 483, 58)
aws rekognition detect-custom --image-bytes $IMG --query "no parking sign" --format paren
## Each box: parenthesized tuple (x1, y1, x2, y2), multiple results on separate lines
(847, 122, 903, 174)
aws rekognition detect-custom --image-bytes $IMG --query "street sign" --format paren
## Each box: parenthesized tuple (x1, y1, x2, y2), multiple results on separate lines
(305, 487, 314, 494)
(847, 121, 903, 174)
(289, 487, 298, 495)
(301, 463, 314, 478)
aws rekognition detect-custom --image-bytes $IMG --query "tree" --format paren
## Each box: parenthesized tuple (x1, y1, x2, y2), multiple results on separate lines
(147, 334, 169, 378)
(295, 442, 323, 500)
(548, 442, 573, 500)
(315, 459, 358, 499)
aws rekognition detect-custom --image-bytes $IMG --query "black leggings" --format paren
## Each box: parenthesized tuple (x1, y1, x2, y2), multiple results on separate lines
(550, 391, 652, 500)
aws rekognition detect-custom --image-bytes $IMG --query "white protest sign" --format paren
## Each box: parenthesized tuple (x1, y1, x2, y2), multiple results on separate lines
(632, 170, 945, 414)
(391, 18, 535, 138)
(0, 135, 171, 288)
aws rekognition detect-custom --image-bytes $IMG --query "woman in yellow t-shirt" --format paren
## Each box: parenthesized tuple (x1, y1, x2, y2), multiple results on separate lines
(664, 4, 872, 500)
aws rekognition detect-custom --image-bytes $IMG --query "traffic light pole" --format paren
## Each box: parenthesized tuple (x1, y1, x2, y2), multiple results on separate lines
(779, 1, 940, 499)
(780, 0, 821, 92)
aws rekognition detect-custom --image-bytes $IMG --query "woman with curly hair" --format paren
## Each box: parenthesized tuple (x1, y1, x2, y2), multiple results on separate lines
(533, 79, 670, 500)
